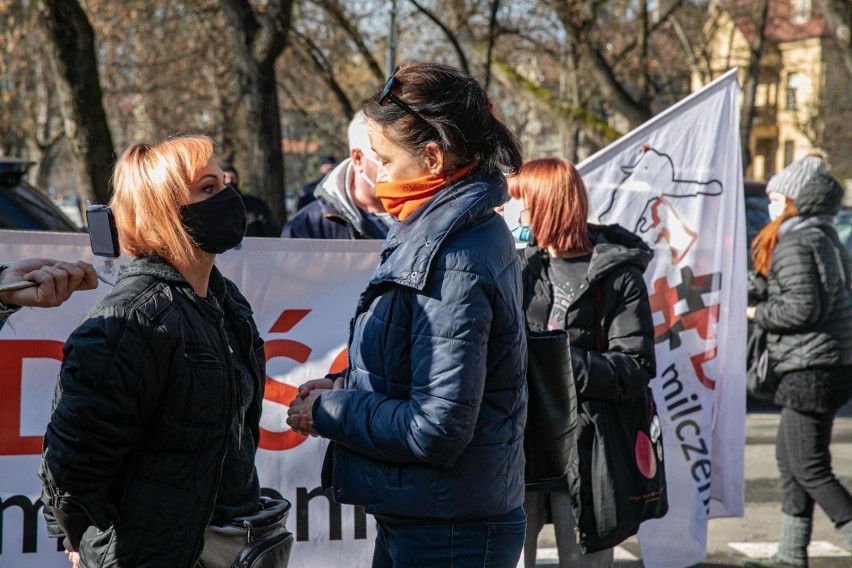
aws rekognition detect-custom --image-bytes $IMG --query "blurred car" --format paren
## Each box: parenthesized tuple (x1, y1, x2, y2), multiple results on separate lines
(835, 206, 852, 255)
(744, 180, 769, 265)
(0, 158, 79, 231)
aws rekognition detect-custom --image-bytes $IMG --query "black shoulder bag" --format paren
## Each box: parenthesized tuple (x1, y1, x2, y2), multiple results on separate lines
(569, 286, 668, 553)
(746, 323, 780, 400)
(520, 246, 579, 486)
(523, 327, 579, 485)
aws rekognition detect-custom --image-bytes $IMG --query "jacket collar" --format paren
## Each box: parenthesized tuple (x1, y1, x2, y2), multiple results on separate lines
(315, 158, 364, 233)
(778, 214, 835, 240)
(315, 158, 394, 237)
(117, 255, 251, 322)
(585, 224, 653, 281)
(523, 223, 653, 284)
(370, 168, 507, 291)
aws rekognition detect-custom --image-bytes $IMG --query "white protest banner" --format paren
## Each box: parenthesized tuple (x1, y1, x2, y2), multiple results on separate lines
(0, 231, 380, 567)
(578, 68, 747, 567)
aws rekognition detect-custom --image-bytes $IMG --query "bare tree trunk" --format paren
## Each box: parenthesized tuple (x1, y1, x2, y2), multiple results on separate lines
(670, 15, 710, 86)
(818, 0, 852, 78)
(562, 37, 582, 162)
(637, 0, 650, 103)
(36, 0, 115, 207)
(27, 53, 64, 192)
(740, 0, 770, 171)
(483, 0, 501, 91)
(220, 0, 295, 224)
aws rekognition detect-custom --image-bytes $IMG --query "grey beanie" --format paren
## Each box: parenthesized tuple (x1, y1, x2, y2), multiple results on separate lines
(766, 155, 827, 200)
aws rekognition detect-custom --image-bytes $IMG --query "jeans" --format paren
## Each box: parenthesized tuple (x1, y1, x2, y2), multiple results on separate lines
(777, 406, 852, 527)
(523, 490, 613, 568)
(371, 506, 526, 568)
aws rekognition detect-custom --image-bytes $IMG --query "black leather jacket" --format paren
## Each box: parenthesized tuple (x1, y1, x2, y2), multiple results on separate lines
(38, 256, 265, 568)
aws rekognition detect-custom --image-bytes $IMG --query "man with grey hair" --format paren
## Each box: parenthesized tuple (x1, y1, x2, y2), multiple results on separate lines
(282, 112, 392, 239)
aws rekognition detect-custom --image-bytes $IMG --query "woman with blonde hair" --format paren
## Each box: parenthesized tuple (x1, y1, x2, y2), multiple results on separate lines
(509, 157, 656, 568)
(38, 135, 274, 567)
(745, 156, 852, 568)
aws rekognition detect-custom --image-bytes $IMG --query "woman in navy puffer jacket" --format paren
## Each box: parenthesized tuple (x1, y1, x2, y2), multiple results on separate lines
(288, 62, 528, 567)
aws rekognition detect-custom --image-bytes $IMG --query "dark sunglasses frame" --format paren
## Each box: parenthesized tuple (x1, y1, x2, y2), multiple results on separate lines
(379, 66, 432, 127)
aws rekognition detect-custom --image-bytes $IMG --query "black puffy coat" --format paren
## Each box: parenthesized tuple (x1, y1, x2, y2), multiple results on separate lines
(519, 224, 656, 490)
(38, 256, 265, 568)
(520, 224, 656, 402)
(754, 179, 852, 412)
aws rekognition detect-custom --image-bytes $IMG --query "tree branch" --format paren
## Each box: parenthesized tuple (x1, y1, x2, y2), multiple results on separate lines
(483, 0, 500, 91)
(492, 57, 622, 144)
(407, 0, 470, 74)
(312, 0, 384, 82)
(290, 28, 355, 116)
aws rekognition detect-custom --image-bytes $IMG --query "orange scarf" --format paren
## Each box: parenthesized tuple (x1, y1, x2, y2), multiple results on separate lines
(375, 164, 475, 221)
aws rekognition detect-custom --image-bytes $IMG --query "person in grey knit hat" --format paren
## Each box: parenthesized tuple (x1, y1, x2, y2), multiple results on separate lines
(764, 155, 827, 222)
(746, 169, 852, 568)
(766, 155, 827, 198)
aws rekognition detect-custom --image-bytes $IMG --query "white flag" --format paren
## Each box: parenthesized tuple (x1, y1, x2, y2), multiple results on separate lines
(578, 68, 747, 567)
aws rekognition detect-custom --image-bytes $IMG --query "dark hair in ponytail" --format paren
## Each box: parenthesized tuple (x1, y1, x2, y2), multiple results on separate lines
(362, 62, 523, 175)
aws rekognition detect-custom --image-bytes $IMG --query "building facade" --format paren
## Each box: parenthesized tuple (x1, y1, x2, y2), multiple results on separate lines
(697, 0, 852, 188)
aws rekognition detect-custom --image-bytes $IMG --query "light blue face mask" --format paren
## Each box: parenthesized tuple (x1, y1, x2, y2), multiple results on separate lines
(510, 224, 532, 243)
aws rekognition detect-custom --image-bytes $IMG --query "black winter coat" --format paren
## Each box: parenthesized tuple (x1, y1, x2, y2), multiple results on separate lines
(520, 224, 656, 402)
(754, 213, 852, 412)
(38, 257, 265, 568)
(520, 224, 657, 490)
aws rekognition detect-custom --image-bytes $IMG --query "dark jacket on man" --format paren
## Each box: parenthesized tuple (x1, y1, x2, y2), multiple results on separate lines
(282, 159, 391, 240)
(313, 170, 528, 519)
(38, 256, 265, 568)
(754, 175, 852, 412)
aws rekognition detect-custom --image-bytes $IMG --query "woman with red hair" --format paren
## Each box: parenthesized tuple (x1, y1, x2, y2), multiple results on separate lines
(509, 157, 656, 568)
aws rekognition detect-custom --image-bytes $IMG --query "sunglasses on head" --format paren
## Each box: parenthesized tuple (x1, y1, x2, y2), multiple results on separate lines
(379, 66, 431, 127)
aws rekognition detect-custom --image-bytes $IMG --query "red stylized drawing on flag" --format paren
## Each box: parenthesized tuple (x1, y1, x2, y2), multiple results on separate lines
(649, 267, 722, 389)
(595, 145, 723, 265)
(643, 197, 698, 264)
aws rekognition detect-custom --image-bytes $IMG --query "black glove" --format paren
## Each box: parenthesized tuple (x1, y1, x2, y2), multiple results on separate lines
(747, 270, 768, 304)
(52, 503, 91, 552)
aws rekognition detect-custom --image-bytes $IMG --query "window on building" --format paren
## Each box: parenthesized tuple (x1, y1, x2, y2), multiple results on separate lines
(756, 138, 777, 179)
(784, 141, 795, 167)
(792, 0, 812, 24)
(785, 73, 799, 110)
(756, 81, 778, 109)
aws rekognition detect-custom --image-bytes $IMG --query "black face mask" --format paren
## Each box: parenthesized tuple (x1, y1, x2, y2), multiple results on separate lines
(180, 185, 247, 254)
